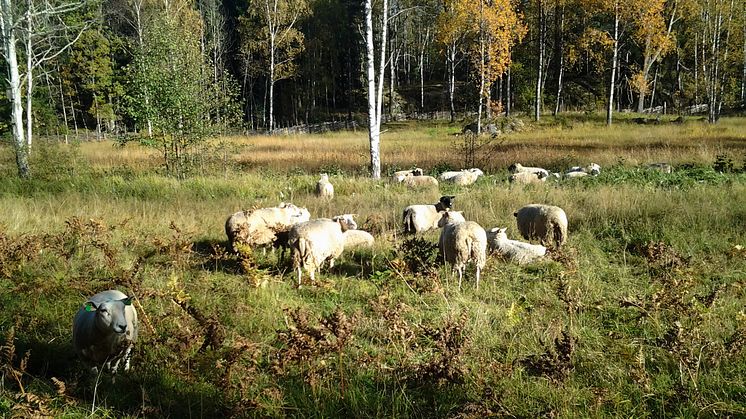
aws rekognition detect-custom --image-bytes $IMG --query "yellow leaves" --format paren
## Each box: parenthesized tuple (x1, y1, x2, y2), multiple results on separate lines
(630, 71, 650, 94)
(567, 28, 612, 72)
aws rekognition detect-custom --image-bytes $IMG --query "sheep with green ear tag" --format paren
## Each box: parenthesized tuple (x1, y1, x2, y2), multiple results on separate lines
(73, 290, 138, 374)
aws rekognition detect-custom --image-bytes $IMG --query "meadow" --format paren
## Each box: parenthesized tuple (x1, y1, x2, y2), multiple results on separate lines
(0, 114, 745, 417)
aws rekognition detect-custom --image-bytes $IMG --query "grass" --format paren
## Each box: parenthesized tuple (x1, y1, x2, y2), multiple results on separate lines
(0, 114, 745, 417)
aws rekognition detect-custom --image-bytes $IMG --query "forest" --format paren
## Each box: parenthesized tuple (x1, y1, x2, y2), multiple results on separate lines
(1, 0, 745, 177)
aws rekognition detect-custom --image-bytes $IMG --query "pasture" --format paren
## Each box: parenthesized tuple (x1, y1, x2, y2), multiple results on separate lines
(1, 115, 745, 417)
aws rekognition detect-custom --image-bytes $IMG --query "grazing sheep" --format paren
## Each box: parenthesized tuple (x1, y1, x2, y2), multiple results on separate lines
(513, 204, 568, 248)
(342, 229, 375, 249)
(402, 175, 439, 188)
(509, 171, 547, 184)
(438, 211, 487, 290)
(646, 162, 673, 173)
(72, 290, 138, 374)
(508, 163, 550, 178)
(402, 195, 456, 234)
(392, 168, 424, 183)
(315, 174, 334, 199)
(225, 203, 311, 252)
(566, 163, 601, 176)
(486, 227, 546, 265)
(289, 214, 358, 286)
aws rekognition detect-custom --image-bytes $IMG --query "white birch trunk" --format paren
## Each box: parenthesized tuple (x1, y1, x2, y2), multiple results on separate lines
(607, 1, 619, 126)
(534, 0, 543, 122)
(365, 0, 381, 179)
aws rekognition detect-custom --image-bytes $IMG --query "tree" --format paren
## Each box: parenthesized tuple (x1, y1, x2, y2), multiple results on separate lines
(435, 0, 470, 122)
(364, 0, 389, 179)
(242, 0, 309, 132)
(0, 0, 89, 178)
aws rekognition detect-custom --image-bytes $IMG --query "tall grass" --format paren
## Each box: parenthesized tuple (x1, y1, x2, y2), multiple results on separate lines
(0, 117, 745, 417)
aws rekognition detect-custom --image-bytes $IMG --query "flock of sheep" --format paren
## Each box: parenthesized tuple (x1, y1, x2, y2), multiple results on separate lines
(71, 159, 674, 376)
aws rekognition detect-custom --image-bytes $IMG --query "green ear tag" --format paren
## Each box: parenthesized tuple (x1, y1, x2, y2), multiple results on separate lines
(84, 302, 94, 312)
(123, 298, 133, 306)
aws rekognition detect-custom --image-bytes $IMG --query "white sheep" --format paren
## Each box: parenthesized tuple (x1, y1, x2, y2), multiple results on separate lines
(438, 211, 487, 290)
(440, 168, 484, 185)
(315, 174, 334, 199)
(342, 229, 375, 249)
(508, 163, 550, 178)
(288, 214, 358, 286)
(402, 175, 439, 188)
(509, 171, 547, 184)
(486, 227, 546, 265)
(72, 290, 138, 374)
(225, 202, 311, 252)
(565, 163, 601, 177)
(513, 204, 568, 248)
(392, 168, 424, 183)
(402, 195, 456, 234)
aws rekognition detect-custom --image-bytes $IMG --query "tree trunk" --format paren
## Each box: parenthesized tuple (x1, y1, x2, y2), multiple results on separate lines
(419, 28, 429, 112)
(477, 0, 485, 134)
(607, 1, 619, 126)
(505, 66, 511, 116)
(649, 64, 659, 110)
(553, 2, 564, 116)
(25, 5, 33, 150)
(269, 33, 275, 132)
(534, 0, 543, 122)
(448, 43, 456, 122)
(1, 0, 30, 178)
(365, 0, 386, 179)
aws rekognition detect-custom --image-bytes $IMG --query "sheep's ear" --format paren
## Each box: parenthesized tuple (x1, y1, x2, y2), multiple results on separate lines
(500, 228, 507, 233)
(84, 301, 98, 312)
(122, 297, 133, 306)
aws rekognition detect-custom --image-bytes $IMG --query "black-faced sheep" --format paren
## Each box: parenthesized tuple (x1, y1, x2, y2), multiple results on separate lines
(72, 290, 138, 374)
(513, 204, 568, 248)
(402, 195, 456, 234)
(438, 211, 487, 290)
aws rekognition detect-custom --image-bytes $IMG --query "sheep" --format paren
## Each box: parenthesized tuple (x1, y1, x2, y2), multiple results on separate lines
(565, 163, 601, 177)
(342, 229, 375, 249)
(486, 227, 546, 265)
(509, 171, 547, 184)
(72, 290, 138, 374)
(402, 195, 456, 234)
(392, 167, 424, 183)
(402, 175, 439, 188)
(288, 214, 358, 286)
(562, 170, 590, 179)
(225, 202, 311, 253)
(513, 204, 568, 248)
(645, 162, 673, 173)
(437, 211, 487, 290)
(508, 163, 550, 178)
(315, 174, 334, 199)
(440, 168, 484, 185)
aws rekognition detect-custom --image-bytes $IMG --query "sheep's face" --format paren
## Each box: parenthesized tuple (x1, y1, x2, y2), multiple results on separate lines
(469, 168, 484, 177)
(438, 210, 465, 227)
(87, 297, 132, 335)
(439, 195, 456, 209)
(319, 173, 329, 181)
(507, 163, 520, 173)
(588, 163, 601, 175)
(333, 214, 357, 231)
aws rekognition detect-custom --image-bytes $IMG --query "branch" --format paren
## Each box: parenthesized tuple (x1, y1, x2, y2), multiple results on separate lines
(33, 20, 91, 67)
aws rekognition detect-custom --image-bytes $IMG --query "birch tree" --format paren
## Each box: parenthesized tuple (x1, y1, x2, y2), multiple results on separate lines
(364, 0, 388, 178)
(0, 0, 89, 178)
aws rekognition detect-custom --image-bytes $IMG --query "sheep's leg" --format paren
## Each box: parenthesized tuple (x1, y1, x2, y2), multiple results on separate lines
(328, 258, 335, 269)
(475, 266, 481, 291)
(123, 344, 133, 372)
(457, 267, 463, 290)
(296, 267, 303, 287)
(309, 268, 316, 285)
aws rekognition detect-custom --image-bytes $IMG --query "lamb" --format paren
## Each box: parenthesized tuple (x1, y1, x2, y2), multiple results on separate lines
(508, 163, 550, 178)
(342, 229, 375, 249)
(438, 211, 487, 290)
(486, 227, 546, 265)
(288, 214, 358, 286)
(402, 195, 456, 234)
(315, 173, 334, 199)
(513, 204, 568, 248)
(402, 175, 439, 188)
(72, 290, 138, 374)
(225, 202, 311, 253)
(392, 167, 424, 183)
(509, 171, 547, 184)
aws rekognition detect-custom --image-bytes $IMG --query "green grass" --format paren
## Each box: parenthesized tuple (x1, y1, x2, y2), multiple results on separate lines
(1, 116, 745, 417)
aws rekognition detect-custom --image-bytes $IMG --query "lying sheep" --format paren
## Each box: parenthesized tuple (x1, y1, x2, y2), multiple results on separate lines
(288, 214, 358, 286)
(225, 202, 311, 252)
(513, 204, 568, 248)
(566, 163, 601, 176)
(72, 290, 138, 374)
(438, 211, 487, 290)
(342, 229, 375, 249)
(392, 168, 424, 183)
(486, 227, 546, 265)
(402, 195, 456, 234)
(508, 163, 550, 178)
(315, 174, 334, 199)
(440, 168, 484, 186)
(402, 175, 439, 188)
(646, 162, 673, 173)
(509, 171, 547, 184)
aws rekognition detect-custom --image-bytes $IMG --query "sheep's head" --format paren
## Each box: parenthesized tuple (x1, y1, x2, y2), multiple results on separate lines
(437, 210, 465, 228)
(332, 214, 358, 231)
(411, 167, 424, 176)
(587, 163, 601, 175)
(438, 195, 456, 211)
(508, 163, 521, 173)
(469, 168, 484, 177)
(85, 297, 132, 335)
(319, 173, 329, 181)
